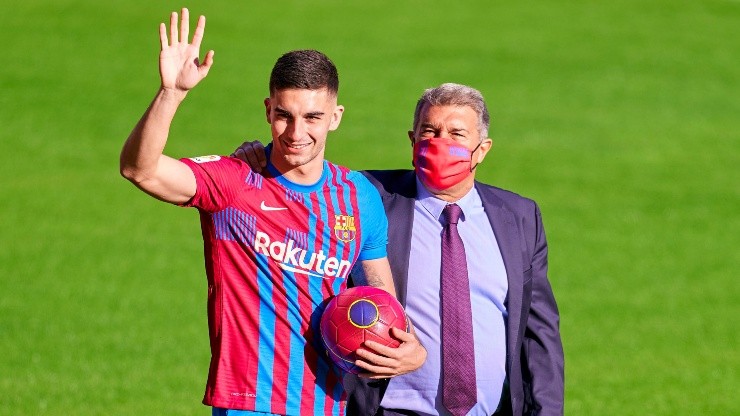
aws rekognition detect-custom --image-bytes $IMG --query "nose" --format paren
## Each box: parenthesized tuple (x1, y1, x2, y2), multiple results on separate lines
(285, 118, 307, 140)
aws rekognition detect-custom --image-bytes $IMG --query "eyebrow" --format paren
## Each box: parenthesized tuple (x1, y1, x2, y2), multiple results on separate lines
(275, 107, 292, 117)
(275, 106, 326, 118)
(419, 122, 469, 133)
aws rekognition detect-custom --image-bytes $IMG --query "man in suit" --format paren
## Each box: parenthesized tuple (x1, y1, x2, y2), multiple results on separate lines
(234, 83, 564, 416)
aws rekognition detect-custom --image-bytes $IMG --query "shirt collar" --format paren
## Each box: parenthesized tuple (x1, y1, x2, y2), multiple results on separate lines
(415, 176, 478, 223)
(263, 143, 327, 193)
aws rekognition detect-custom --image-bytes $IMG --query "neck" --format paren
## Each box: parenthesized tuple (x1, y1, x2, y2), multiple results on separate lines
(269, 150, 325, 185)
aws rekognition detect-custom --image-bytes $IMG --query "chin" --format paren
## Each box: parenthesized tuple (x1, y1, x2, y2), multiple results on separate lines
(284, 154, 309, 167)
(277, 153, 318, 171)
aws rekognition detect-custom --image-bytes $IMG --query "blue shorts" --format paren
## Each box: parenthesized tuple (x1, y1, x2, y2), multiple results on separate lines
(212, 408, 280, 416)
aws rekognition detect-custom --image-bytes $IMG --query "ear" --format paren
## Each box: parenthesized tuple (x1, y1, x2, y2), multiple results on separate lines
(264, 98, 271, 124)
(408, 130, 415, 147)
(474, 138, 493, 164)
(328, 105, 345, 131)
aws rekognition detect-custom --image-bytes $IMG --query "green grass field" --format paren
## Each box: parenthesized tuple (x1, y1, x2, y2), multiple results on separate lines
(1, 0, 738, 414)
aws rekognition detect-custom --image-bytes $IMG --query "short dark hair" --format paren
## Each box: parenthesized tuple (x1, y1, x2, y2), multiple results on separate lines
(269, 50, 339, 96)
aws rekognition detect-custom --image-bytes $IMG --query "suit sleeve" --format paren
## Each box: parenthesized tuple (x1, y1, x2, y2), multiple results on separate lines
(523, 203, 564, 416)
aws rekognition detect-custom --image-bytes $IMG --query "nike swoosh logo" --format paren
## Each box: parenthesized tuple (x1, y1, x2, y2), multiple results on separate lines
(278, 263, 328, 279)
(260, 201, 288, 211)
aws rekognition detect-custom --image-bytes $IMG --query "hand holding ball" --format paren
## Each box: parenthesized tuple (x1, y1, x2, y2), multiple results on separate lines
(320, 286, 408, 374)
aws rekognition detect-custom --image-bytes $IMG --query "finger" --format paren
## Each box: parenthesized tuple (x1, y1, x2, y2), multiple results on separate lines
(353, 360, 396, 377)
(232, 142, 252, 162)
(169, 11, 178, 44)
(253, 141, 268, 167)
(232, 142, 249, 159)
(191, 15, 206, 48)
(246, 147, 263, 173)
(354, 357, 392, 371)
(359, 342, 398, 358)
(356, 370, 393, 379)
(365, 374, 393, 379)
(390, 327, 415, 341)
(199, 50, 215, 77)
(355, 348, 397, 367)
(159, 22, 168, 50)
(180, 8, 189, 44)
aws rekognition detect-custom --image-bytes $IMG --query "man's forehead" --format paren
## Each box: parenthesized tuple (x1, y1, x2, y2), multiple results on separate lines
(419, 104, 477, 127)
(270, 88, 337, 112)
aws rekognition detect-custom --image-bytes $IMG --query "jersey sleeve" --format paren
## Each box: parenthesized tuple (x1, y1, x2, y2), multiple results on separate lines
(351, 171, 388, 261)
(179, 155, 250, 213)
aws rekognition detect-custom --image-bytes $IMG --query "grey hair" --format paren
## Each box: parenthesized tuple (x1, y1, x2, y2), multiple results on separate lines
(412, 83, 490, 139)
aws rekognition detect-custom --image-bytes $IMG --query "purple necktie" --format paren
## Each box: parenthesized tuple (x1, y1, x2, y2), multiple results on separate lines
(441, 203, 477, 416)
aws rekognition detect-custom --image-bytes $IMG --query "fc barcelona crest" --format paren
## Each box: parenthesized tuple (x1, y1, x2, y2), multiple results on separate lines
(334, 214, 357, 242)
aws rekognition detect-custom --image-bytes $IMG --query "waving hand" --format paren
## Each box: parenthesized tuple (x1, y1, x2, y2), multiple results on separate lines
(159, 8, 214, 92)
(120, 8, 215, 204)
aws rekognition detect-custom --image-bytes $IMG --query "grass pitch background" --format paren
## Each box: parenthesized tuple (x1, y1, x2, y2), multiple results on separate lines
(1, 0, 738, 414)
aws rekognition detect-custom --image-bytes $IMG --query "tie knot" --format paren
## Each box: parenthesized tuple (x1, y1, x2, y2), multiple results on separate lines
(442, 203, 463, 225)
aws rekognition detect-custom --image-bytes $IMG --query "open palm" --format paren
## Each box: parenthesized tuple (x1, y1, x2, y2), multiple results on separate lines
(159, 8, 214, 92)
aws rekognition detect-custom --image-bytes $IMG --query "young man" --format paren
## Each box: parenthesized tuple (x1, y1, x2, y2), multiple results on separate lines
(119, 8, 424, 416)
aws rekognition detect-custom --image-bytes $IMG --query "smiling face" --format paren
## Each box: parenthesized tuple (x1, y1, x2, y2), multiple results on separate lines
(265, 88, 344, 184)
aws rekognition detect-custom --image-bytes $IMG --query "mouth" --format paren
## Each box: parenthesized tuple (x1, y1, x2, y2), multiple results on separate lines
(283, 141, 311, 150)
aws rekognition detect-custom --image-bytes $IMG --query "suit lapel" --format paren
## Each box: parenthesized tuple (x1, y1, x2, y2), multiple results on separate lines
(476, 182, 523, 374)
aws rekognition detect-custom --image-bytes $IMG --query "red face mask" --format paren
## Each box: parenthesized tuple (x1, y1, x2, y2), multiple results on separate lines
(413, 137, 479, 191)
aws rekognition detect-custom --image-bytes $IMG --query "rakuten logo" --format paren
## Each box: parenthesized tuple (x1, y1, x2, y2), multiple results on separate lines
(254, 231, 352, 279)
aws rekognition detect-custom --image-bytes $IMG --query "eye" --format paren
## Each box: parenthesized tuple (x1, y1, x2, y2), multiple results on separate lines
(305, 113, 324, 123)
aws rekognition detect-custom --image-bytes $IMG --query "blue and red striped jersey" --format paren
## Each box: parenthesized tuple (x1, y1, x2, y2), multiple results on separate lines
(179, 153, 387, 416)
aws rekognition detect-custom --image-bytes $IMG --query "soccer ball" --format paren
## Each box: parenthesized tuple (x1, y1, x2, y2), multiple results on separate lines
(320, 286, 408, 374)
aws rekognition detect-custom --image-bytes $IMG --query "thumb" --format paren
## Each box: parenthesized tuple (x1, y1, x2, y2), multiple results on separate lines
(198, 50, 215, 77)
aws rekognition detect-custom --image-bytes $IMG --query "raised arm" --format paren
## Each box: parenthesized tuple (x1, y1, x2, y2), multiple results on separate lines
(119, 8, 215, 204)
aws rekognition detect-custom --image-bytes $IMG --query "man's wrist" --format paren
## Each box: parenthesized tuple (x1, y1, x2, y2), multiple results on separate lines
(158, 86, 188, 103)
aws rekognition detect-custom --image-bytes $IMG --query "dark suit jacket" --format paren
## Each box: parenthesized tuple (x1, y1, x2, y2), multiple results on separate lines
(346, 170, 564, 416)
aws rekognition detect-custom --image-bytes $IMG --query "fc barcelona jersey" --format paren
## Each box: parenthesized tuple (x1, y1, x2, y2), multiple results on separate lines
(179, 152, 388, 415)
